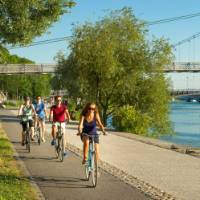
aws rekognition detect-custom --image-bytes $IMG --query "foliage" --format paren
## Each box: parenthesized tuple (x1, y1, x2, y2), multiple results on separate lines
(0, 128, 38, 199)
(113, 105, 151, 136)
(56, 7, 173, 136)
(0, 45, 33, 64)
(3, 100, 22, 108)
(0, 45, 52, 99)
(0, 74, 52, 99)
(0, 0, 75, 45)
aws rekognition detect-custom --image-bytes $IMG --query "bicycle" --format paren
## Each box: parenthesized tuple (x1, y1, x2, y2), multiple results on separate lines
(19, 115, 31, 153)
(34, 115, 41, 145)
(83, 133, 99, 187)
(54, 122, 65, 162)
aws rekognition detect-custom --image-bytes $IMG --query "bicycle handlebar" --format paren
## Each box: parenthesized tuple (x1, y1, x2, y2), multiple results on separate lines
(77, 131, 107, 137)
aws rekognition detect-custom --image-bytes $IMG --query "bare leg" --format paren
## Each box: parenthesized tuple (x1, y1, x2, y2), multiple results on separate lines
(83, 137, 89, 162)
(52, 125, 56, 139)
(40, 120, 46, 141)
(95, 143, 100, 161)
(31, 127, 34, 140)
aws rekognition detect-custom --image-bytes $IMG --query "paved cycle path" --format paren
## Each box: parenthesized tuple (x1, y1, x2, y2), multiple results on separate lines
(0, 110, 149, 200)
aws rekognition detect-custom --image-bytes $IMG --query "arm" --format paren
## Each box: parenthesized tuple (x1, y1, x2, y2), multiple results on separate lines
(96, 113, 106, 135)
(65, 108, 71, 121)
(31, 104, 36, 116)
(18, 105, 23, 116)
(49, 107, 53, 122)
(77, 115, 84, 135)
(44, 104, 47, 118)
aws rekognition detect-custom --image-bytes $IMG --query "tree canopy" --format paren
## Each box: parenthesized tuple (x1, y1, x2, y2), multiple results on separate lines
(0, 0, 75, 45)
(55, 8, 173, 136)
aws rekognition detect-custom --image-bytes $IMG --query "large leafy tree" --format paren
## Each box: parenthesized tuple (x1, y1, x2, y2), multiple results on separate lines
(56, 8, 173, 136)
(0, 0, 75, 45)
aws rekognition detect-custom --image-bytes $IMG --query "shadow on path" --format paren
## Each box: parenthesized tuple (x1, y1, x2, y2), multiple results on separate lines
(32, 175, 91, 189)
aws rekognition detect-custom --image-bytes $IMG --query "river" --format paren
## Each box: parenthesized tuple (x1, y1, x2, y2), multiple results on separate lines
(161, 101, 200, 147)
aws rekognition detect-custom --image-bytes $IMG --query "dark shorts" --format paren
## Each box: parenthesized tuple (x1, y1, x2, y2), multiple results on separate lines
(80, 133, 99, 144)
(21, 120, 33, 131)
(38, 116, 45, 121)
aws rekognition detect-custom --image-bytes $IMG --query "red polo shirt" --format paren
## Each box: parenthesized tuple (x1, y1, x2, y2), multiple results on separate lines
(50, 104, 66, 122)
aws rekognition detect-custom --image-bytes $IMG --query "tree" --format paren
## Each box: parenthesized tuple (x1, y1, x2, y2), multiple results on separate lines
(0, 47, 52, 99)
(56, 8, 173, 136)
(0, 0, 75, 45)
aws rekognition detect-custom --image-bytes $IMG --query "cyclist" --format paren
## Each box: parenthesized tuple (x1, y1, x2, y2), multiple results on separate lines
(33, 96, 46, 142)
(77, 102, 106, 164)
(49, 95, 71, 156)
(18, 96, 36, 145)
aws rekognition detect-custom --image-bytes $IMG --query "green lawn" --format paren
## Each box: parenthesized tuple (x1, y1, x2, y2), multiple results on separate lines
(0, 126, 38, 200)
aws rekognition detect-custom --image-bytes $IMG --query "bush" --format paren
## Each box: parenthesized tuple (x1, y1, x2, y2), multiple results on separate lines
(67, 99, 82, 121)
(3, 100, 22, 108)
(112, 105, 151, 136)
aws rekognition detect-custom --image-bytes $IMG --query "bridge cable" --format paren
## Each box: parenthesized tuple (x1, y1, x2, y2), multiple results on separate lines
(7, 11, 200, 49)
(173, 32, 200, 48)
(147, 11, 200, 25)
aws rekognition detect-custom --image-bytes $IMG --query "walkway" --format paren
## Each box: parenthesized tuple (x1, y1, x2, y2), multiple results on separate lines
(65, 124, 200, 200)
(0, 109, 149, 200)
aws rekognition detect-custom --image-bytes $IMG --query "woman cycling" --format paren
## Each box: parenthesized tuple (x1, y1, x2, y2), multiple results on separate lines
(18, 96, 36, 145)
(78, 102, 106, 164)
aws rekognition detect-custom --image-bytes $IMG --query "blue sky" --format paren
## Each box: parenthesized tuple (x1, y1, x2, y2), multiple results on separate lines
(9, 0, 200, 63)
(9, 0, 200, 89)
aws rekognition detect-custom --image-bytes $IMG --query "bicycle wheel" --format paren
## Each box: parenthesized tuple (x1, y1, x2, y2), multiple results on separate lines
(85, 146, 92, 180)
(37, 127, 41, 145)
(58, 136, 64, 162)
(91, 152, 98, 187)
(26, 130, 30, 153)
(54, 137, 59, 158)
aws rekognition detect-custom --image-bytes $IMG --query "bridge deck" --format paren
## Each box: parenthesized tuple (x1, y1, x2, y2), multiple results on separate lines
(0, 62, 200, 74)
(0, 64, 57, 74)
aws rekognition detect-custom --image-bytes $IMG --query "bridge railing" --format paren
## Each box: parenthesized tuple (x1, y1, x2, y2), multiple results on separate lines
(171, 89, 200, 96)
(1, 62, 200, 74)
(0, 64, 57, 74)
(164, 62, 200, 72)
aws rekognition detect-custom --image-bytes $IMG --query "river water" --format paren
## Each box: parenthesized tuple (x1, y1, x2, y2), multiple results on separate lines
(161, 101, 200, 147)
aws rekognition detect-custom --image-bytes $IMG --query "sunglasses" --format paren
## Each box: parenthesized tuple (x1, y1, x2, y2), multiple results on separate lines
(57, 99, 62, 101)
(89, 107, 95, 110)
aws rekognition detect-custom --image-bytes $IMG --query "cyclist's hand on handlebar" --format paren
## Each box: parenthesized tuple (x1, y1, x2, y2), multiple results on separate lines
(102, 130, 107, 135)
(77, 132, 81, 136)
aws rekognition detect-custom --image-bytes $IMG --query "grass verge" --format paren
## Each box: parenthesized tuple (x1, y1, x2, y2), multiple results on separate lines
(0, 125, 38, 200)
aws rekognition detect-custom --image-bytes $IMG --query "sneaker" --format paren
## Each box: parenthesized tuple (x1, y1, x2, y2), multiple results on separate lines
(21, 141, 25, 146)
(42, 138, 46, 143)
(82, 159, 87, 165)
(51, 139, 56, 146)
(31, 137, 35, 141)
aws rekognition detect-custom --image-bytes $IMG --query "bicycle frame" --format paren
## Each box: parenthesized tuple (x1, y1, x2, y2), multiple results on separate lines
(19, 115, 31, 152)
(34, 115, 41, 145)
(83, 133, 99, 187)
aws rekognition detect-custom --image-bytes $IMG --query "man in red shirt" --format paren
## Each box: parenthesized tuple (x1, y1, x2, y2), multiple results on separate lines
(49, 95, 71, 156)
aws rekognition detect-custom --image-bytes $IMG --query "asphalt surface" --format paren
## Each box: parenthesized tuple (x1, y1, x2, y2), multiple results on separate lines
(0, 109, 150, 200)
